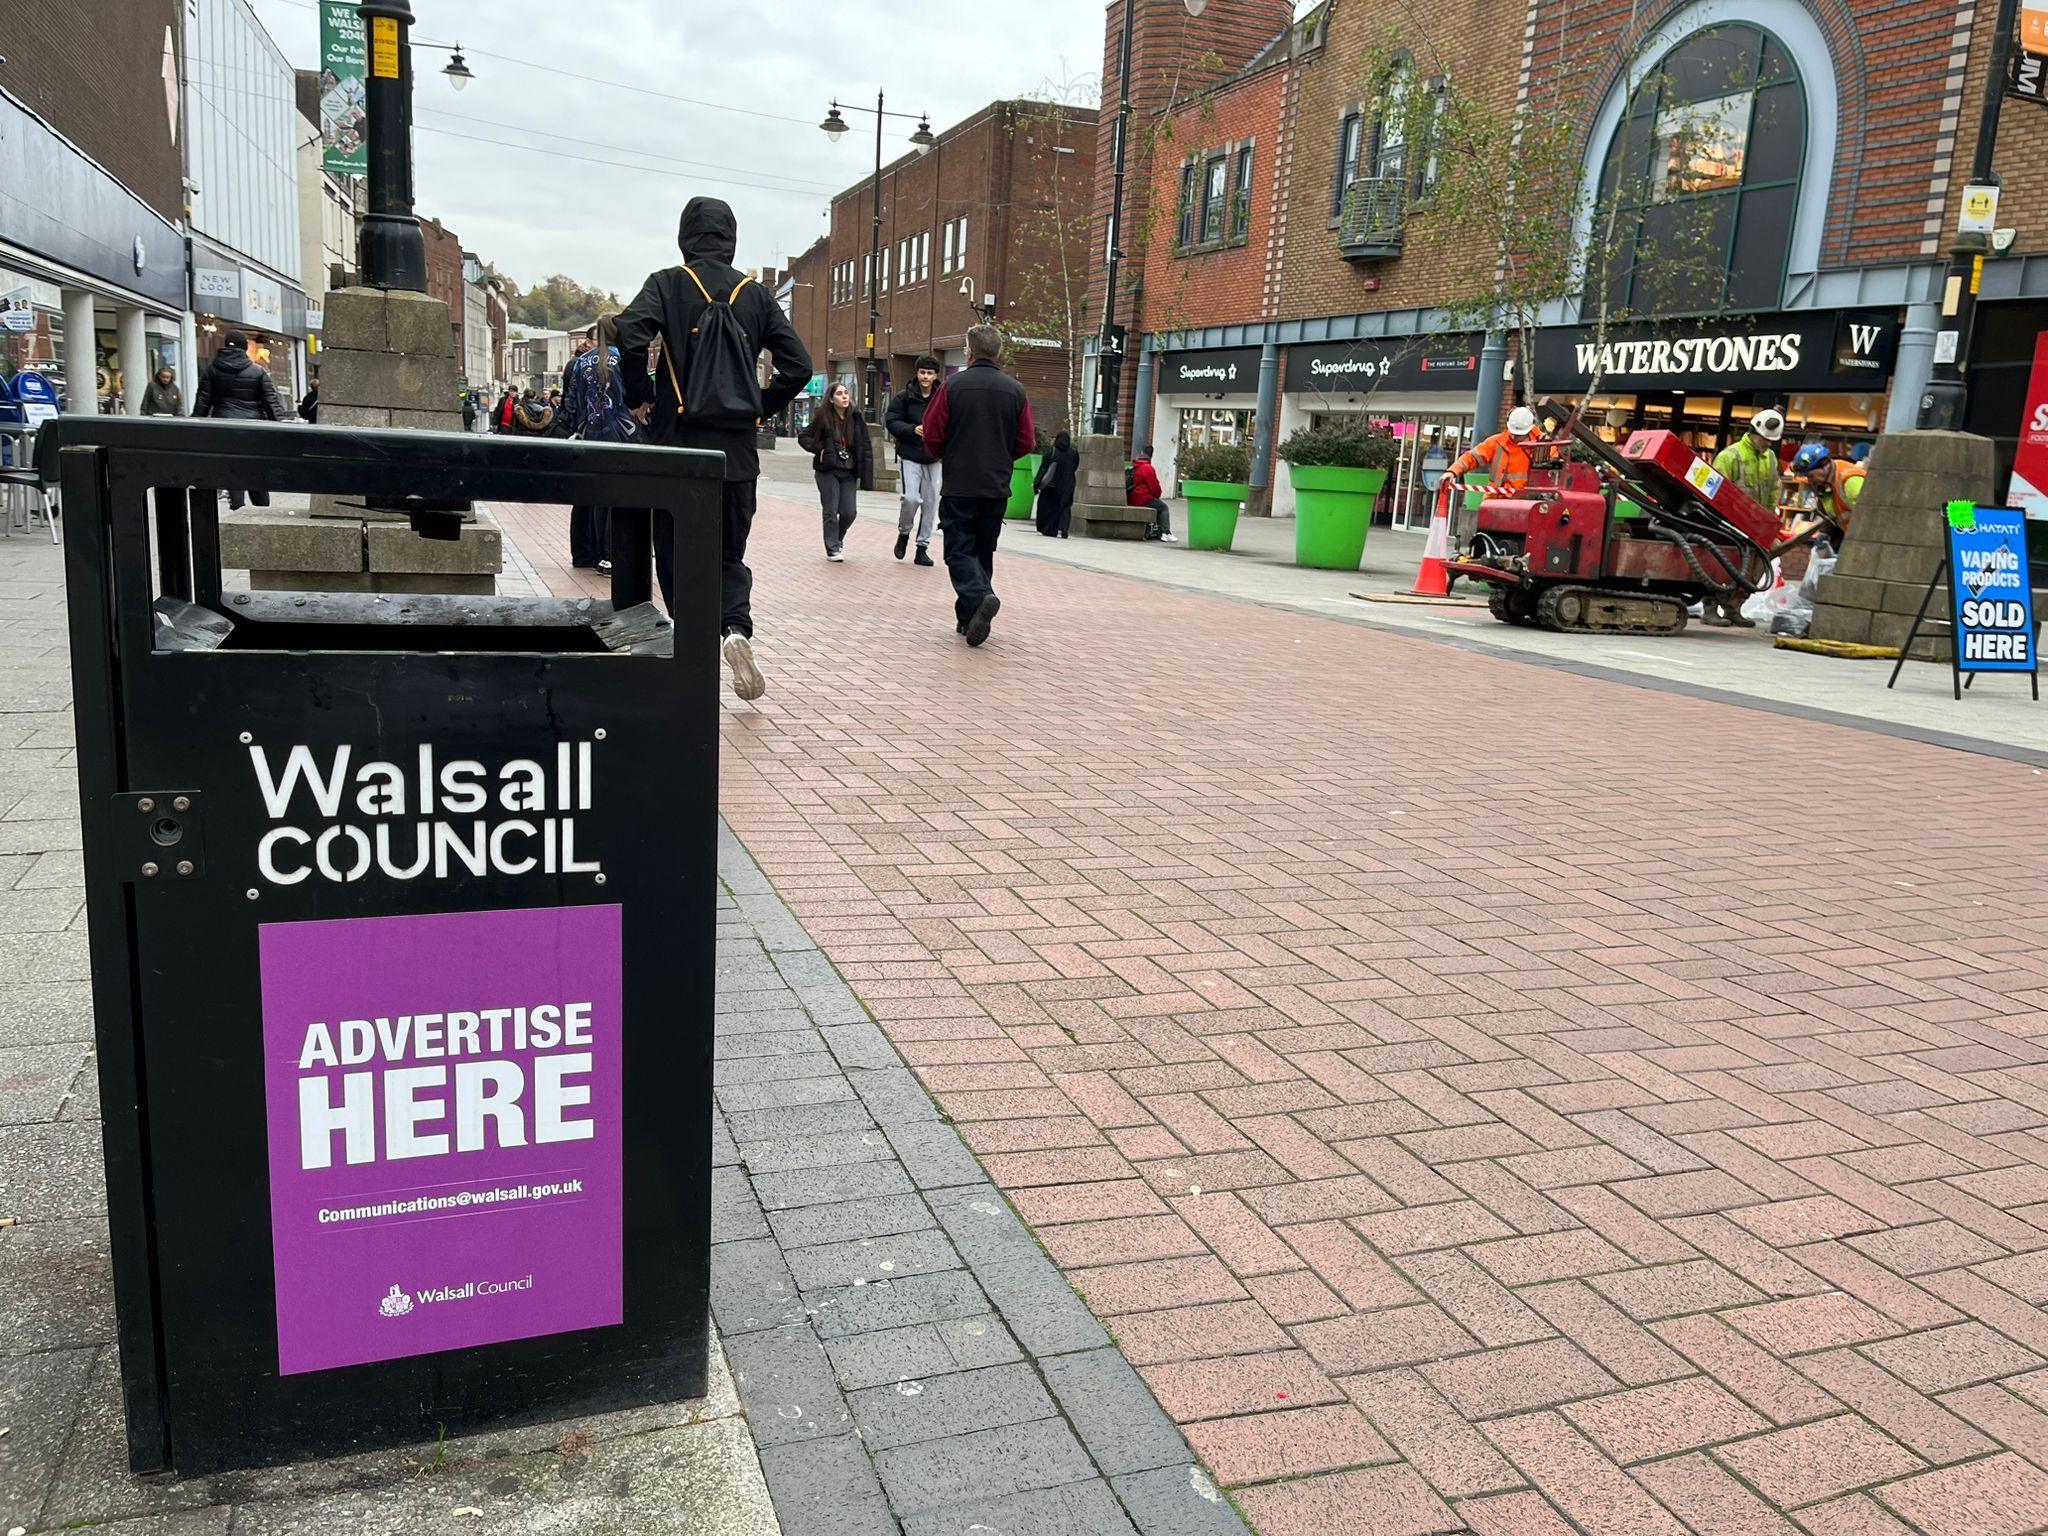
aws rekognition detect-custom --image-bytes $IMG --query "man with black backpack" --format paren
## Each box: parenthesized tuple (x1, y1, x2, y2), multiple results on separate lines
(617, 198, 811, 702)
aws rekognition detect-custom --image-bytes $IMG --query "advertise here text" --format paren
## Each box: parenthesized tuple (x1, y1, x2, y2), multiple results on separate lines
(295, 1000, 595, 1169)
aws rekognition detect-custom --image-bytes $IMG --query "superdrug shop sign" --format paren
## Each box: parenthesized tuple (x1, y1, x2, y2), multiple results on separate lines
(1155, 348, 1261, 394)
(1531, 310, 1899, 394)
(1284, 336, 1483, 394)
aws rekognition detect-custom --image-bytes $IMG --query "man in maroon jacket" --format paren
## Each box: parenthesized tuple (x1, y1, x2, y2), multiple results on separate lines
(921, 325, 1035, 646)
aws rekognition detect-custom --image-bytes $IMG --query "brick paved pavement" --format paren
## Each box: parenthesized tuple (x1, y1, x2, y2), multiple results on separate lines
(512, 489, 2048, 1535)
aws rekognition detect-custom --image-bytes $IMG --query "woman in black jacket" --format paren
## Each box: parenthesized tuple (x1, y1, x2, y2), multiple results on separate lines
(797, 382, 873, 561)
(1034, 429, 1080, 537)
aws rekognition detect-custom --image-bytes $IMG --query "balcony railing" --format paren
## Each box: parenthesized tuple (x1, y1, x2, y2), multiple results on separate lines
(1337, 174, 1404, 261)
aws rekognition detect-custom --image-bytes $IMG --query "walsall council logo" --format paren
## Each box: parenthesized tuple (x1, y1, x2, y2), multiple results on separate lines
(378, 1284, 414, 1319)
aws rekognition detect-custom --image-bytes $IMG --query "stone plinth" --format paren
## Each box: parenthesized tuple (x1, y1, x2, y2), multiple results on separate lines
(868, 423, 900, 496)
(1808, 432, 1998, 660)
(1070, 433, 1151, 540)
(270, 286, 496, 594)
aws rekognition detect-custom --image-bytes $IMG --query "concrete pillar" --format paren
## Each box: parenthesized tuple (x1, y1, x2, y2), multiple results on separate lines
(178, 309, 199, 411)
(1131, 335, 1155, 455)
(116, 307, 148, 416)
(60, 288, 97, 415)
(1248, 341, 1280, 515)
(1886, 302, 1940, 434)
(1473, 330, 1509, 432)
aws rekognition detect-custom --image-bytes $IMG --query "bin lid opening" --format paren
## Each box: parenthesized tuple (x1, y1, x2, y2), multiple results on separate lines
(152, 594, 674, 658)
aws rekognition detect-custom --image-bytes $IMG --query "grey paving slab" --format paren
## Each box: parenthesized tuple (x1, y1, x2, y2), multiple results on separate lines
(0, 1215, 117, 1353)
(784, 1226, 963, 1293)
(902, 1477, 1140, 1536)
(756, 1435, 897, 1536)
(709, 1236, 809, 1336)
(973, 1254, 1112, 1358)
(0, 1039, 88, 1123)
(1112, 1465, 1247, 1536)
(846, 1362, 1059, 1452)
(808, 1268, 990, 1341)
(0, 1119, 107, 1218)
(872, 1419, 1097, 1517)
(1041, 1348, 1198, 1478)
(765, 1191, 937, 1250)
(725, 1323, 857, 1447)
(0, 1343, 94, 1529)
(0, 980, 93, 1047)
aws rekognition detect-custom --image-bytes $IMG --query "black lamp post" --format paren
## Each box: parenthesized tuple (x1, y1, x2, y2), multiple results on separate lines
(1918, 0, 2020, 429)
(821, 96, 936, 414)
(356, 0, 426, 292)
(1095, 0, 1209, 437)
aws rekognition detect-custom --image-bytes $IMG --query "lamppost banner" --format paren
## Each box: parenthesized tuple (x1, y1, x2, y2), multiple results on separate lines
(318, 3, 368, 175)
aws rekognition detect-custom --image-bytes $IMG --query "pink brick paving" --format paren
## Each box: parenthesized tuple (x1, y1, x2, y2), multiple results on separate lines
(511, 492, 2048, 1536)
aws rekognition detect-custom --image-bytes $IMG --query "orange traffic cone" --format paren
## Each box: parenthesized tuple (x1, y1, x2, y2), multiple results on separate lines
(1408, 480, 1454, 597)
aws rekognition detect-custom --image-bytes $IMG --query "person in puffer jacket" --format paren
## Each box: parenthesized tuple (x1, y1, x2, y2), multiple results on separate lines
(192, 331, 288, 507)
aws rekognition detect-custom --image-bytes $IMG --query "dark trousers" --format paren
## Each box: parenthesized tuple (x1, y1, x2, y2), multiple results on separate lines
(225, 489, 271, 511)
(1140, 497, 1171, 537)
(656, 478, 758, 639)
(815, 471, 859, 553)
(939, 494, 1006, 629)
(569, 505, 610, 566)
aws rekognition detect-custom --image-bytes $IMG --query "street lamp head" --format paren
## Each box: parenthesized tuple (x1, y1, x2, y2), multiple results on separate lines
(820, 106, 848, 142)
(443, 45, 474, 90)
(911, 119, 936, 155)
(1183, 0, 1207, 13)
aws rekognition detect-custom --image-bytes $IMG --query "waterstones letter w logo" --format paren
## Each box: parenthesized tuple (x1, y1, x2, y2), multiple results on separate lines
(1849, 324, 1881, 355)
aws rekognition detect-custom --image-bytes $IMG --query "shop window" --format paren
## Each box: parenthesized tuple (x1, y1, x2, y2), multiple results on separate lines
(1200, 155, 1229, 244)
(1588, 23, 1805, 316)
(1231, 145, 1254, 240)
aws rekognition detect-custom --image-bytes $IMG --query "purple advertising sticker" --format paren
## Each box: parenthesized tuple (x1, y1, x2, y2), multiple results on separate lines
(259, 904, 622, 1375)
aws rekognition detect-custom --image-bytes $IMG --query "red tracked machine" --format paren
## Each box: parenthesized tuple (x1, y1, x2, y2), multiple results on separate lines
(1445, 400, 1786, 634)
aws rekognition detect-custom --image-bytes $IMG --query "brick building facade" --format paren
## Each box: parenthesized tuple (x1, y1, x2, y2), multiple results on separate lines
(421, 217, 466, 371)
(1115, 0, 2048, 526)
(790, 100, 1098, 435)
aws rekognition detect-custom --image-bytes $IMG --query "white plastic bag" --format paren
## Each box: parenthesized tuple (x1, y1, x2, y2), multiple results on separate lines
(1739, 558, 1789, 625)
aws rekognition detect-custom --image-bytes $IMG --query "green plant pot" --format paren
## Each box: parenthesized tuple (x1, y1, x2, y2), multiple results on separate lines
(1182, 481, 1247, 551)
(1290, 464, 1388, 569)
(1007, 455, 1042, 520)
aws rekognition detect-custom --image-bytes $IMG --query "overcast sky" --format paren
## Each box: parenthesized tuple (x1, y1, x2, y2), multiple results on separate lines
(248, 0, 1108, 300)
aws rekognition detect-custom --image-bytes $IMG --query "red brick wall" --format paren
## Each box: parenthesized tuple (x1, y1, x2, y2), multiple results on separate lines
(813, 101, 1097, 429)
(421, 217, 466, 360)
(1093, 0, 1295, 423)
(7, 0, 184, 222)
(1139, 61, 1289, 337)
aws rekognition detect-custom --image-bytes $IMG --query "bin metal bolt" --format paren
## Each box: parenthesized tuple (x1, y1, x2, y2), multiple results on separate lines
(137, 797, 156, 813)
(239, 731, 253, 744)
(594, 873, 607, 886)
(246, 888, 260, 901)
(173, 796, 190, 812)
(595, 729, 607, 741)
(141, 862, 159, 878)
(176, 860, 194, 876)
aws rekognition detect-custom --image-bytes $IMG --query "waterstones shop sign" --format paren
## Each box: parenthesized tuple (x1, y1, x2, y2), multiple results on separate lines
(1531, 311, 1899, 394)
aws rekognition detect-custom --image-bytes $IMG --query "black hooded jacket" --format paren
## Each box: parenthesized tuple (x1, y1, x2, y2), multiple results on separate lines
(192, 346, 287, 422)
(617, 198, 811, 481)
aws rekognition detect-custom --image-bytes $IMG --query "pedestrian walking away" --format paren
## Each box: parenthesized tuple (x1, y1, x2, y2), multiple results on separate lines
(1034, 429, 1079, 537)
(192, 331, 288, 508)
(494, 386, 519, 432)
(798, 382, 873, 562)
(886, 355, 944, 565)
(561, 327, 601, 568)
(921, 324, 1033, 647)
(510, 389, 556, 435)
(618, 195, 811, 701)
(561, 314, 642, 576)
(297, 376, 319, 423)
(139, 366, 181, 417)
(1126, 446, 1178, 542)
(461, 390, 478, 432)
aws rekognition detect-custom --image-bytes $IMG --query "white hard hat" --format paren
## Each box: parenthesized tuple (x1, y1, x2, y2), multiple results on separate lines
(1749, 408, 1785, 442)
(1506, 406, 1537, 438)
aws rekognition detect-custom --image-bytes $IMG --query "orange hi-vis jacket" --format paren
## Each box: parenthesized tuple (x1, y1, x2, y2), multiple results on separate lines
(1449, 431, 1533, 493)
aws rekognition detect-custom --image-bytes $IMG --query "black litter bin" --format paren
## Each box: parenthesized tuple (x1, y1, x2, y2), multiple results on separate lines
(47, 417, 722, 1476)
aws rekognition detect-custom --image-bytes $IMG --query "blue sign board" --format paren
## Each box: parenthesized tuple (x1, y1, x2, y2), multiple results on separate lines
(1948, 504, 2037, 674)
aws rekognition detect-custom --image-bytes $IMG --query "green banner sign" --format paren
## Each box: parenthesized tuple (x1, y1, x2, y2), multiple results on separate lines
(318, 3, 368, 175)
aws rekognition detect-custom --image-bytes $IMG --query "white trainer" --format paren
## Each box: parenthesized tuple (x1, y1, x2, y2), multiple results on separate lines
(721, 633, 766, 701)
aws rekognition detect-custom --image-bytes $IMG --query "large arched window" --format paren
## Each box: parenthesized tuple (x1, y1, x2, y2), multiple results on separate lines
(1588, 25, 1805, 317)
